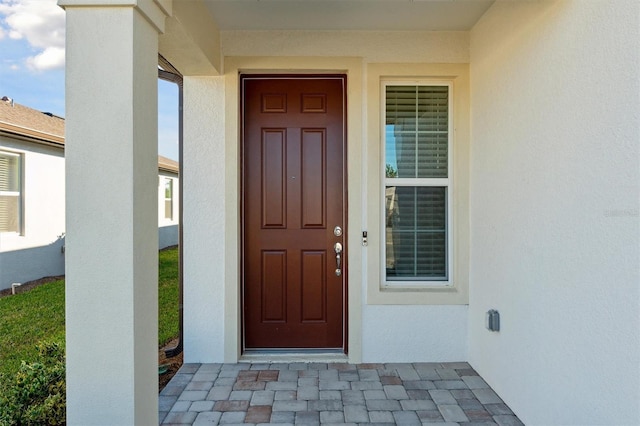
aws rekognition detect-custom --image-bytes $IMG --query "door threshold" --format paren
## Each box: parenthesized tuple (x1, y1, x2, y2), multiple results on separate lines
(240, 349, 348, 363)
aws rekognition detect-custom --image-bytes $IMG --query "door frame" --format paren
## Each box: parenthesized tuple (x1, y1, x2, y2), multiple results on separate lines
(239, 74, 349, 354)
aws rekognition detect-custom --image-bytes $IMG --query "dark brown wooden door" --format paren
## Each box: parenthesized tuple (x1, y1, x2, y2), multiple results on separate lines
(242, 76, 346, 349)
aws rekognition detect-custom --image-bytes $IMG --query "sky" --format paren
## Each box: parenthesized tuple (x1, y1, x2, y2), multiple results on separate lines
(0, 0, 179, 161)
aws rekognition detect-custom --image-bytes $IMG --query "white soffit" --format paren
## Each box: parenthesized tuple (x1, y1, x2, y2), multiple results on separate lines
(203, 0, 495, 31)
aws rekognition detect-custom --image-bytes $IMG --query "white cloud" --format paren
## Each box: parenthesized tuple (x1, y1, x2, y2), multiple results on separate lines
(26, 46, 64, 71)
(0, 0, 65, 71)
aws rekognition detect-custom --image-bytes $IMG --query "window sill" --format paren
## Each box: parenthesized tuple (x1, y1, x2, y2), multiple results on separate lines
(382, 284, 455, 292)
(367, 281, 468, 305)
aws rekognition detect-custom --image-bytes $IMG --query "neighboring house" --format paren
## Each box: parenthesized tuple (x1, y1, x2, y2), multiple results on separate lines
(58, 1, 639, 425)
(157, 155, 180, 249)
(0, 98, 179, 291)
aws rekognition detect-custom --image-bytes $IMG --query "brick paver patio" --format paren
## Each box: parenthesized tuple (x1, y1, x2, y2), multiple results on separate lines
(160, 362, 523, 425)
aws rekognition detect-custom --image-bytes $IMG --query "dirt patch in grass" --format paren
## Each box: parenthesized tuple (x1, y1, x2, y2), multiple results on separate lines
(0, 275, 65, 298)
(159, 338, 184, 391)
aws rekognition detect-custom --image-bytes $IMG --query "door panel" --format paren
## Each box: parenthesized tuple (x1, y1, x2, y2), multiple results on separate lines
(262, 130, 287, 228)
(243, 76, 346, 349)
(301, 250, 327, 323)
(301, 129, 326, 228)
(261, 250, 286, 323)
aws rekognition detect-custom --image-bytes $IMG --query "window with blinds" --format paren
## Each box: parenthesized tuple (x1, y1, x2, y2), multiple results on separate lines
(0, 151, 21, 233)
(384, 84, 451, 283)
(164, 178, 173, 220)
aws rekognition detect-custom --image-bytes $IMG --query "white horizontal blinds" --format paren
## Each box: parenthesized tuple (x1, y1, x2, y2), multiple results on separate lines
(384, 84, 449, 282)
(385, 187, 446, 279)
(385, 85, 448, 179)
(0, 152, 20, 233)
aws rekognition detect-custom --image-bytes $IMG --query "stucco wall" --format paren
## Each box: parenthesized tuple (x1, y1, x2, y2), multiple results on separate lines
(362, 305, 468, 362)
(222, 30, 469, 64)
(0, 138, 65, 290)
(183, 76, 227, 363)
(158, 225, 178, 250)
(469, 1, 640, 424)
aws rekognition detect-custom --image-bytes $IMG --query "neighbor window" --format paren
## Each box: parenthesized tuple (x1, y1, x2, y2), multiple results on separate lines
(383, 83, 451, 285)
(0, 151, 22, 233)
(164, 178, 173, 220)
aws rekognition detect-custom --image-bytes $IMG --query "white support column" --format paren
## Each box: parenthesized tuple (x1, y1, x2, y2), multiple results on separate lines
(60, 1, 168, 424)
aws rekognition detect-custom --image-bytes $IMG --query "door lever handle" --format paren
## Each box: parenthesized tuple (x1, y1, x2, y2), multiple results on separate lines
(334, 242, 343, 276)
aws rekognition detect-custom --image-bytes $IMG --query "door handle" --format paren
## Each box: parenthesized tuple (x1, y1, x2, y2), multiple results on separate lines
(334, 242, 342, 276)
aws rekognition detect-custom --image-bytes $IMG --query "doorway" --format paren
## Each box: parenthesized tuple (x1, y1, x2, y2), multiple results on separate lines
(241, 75, 347, 350)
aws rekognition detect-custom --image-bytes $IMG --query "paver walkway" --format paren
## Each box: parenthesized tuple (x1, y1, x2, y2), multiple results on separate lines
(160, 362, 523, 425)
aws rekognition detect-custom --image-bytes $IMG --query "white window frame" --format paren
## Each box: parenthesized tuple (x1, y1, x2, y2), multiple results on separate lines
(164, 177, 173, 220)
(0, 150, 23, 235)
(381, 80, 454, 288)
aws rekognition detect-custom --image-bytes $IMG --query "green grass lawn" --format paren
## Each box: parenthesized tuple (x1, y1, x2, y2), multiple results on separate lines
(158, 247, 180, 346)
(0, 246, 179, 379)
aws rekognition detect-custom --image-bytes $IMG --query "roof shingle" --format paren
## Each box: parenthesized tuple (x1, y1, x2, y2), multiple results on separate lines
(0, 97, 64, 144)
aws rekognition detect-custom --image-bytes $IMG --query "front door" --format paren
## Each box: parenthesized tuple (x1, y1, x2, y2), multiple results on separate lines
(242, 76, 346, 350)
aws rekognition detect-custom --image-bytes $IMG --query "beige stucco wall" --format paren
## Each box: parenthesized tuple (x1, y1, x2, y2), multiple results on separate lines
(182, 76, 227, 362)
(221, 30, 469, 64)
(469, 1, 640, 424)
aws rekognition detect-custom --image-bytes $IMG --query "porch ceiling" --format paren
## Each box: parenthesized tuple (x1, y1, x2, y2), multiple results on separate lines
(203, 0, 495, 31)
